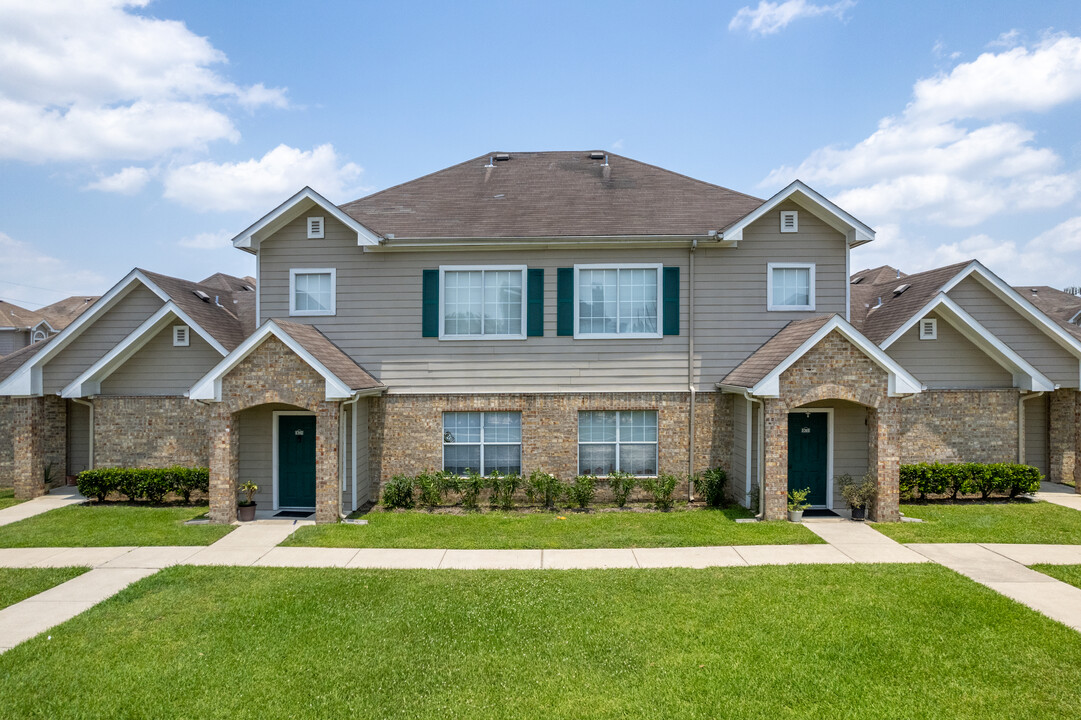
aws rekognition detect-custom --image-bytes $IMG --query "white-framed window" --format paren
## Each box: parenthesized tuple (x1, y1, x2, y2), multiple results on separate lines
(919, 317, 938, 340)
(574, 264, 662, 339)
(439, 266, 526, 340)
(780, 210, 798, 233)
(767, 262, 815, 311)
(289, 268, 336, 316)
(578, 410, 658, 477)
(307, 217, 325, 239)
(172, 325, 190, 347)
(443, 412, 522, 476)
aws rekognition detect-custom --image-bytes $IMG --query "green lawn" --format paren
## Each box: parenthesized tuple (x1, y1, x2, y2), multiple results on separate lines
(0, 504, 234, 547)
(285, 507, 821, 548)
(0, 567, 88, 610)
(1032, 564, 1081, 589)
(0, 486, 21, 511)
(3, 565, 1081, 718)
(873, 501, 1081, 544)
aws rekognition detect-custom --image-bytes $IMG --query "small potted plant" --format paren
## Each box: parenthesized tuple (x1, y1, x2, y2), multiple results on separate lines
(838, 473, 876, 520)
(787, 487, 810, 522)
(238, 481, 258, 521)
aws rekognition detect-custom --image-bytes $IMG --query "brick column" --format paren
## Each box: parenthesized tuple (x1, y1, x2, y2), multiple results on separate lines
(1049, 389, 1078, 487)
(762, 399, 788, 521)
(13, 397, 46, 500)
(43, 395, 67, 485)
(315, 402, 340, 524)
(868, 400, 900, 522)
(209, 408, 239, 524)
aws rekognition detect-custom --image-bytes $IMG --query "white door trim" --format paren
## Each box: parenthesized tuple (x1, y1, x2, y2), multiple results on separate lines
(272, 410, 317, 511)
(788, 408, 834, 510)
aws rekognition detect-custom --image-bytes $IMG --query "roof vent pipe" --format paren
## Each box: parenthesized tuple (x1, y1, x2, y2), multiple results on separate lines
(896, 269, 901, 279)
(603, 154, 609, 167)
(485, 156, 494, 168)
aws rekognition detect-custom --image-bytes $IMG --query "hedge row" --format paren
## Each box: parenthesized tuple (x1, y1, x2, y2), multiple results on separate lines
(899, 462, 1041, 501)
(76, 467, 210, 503)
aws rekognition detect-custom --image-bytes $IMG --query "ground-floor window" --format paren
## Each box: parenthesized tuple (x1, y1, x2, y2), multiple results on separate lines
(443, 411, 522, 476)
(578, 410, 658, 476)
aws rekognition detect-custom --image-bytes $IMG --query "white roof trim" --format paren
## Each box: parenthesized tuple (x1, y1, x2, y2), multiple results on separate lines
(61, 303, 228, 399)
(31, 319, 56, 334)
(720, 180, 875, 247)
(940, 260, 1081, 360)
(881, 293, 1055, 392)
(725, 315, 923, 398)
(0, 269, 170, 397)
(189, 320, 354, 402)
(231, 187, 382, 253)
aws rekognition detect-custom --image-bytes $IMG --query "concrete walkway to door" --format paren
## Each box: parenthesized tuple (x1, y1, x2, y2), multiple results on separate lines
(0, 486, 86, 528)
(1036, 481, 1081, 512)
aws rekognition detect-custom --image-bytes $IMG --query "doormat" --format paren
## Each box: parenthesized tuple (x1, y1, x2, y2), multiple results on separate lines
(801, 508, 839, 517)
(274, 511, 314, 518)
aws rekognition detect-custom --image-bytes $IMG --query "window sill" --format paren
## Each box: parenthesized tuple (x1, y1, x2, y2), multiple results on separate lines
(289, 311, 336, 317)
(438, 334, 527, 341)
(572, 332, 663, 340)
(766, 306, 815, 312)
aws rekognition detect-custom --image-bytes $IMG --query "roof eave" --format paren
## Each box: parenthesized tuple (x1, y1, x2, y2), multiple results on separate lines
(231, 187, 383, 253)
(720, 180, 875, 247)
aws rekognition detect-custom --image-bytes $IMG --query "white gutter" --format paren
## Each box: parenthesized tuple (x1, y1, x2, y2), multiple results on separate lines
(341, 394, 362, 518)
(71, 397, 94, 470)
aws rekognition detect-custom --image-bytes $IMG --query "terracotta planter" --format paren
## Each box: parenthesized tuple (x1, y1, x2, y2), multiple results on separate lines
(237, 503, 257, 522)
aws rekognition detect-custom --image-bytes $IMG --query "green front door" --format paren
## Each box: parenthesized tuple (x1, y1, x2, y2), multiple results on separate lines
(788, 412, 828, 507)
(279, 415, 316, 508)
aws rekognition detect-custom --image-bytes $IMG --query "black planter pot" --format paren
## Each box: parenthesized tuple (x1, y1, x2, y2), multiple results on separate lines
(850, 506, 866, 521)
(238, 503, 257, 522)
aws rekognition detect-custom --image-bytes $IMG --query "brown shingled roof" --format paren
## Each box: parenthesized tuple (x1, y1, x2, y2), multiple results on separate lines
(721, 315, 835, 388)
(1015, 285, 1081, 341)
(852, 261, 972, 343)
(37, 296, 99, 330)
(0, 337, 51, 382)
(139, 269, 248, 351)
(0, 300, 43, 330)
(339, 151, 764, 239)
(273, 320, 382, 391)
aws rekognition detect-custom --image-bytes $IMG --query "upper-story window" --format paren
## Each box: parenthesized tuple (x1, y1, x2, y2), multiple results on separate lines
(767, 262, 815, 311)
(575, 264, 662, 338)
(289, 268, 336, 316)
(440, 266, 526, 339)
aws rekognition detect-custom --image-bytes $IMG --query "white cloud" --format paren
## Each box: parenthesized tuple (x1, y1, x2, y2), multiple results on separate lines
(611, 139, 625, 151)
(728, 0, 855, 36)
(85, 166, 153, 195)
(178, 230, 233, 250)
(162, 144, 365, 213)
(0, 231, 107, 307)
(0, 0, 286, 162)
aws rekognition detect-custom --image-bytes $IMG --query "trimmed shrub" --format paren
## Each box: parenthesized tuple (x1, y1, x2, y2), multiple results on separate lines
(172, 467, 209, 503)
(567, 475, 597, 509)
(415, 470, 443, 508)
(899, 462, 1042, 501)
(459, 471, 485, 510)
(488, 471, 522, 510)
(76, 466, 210, 504)
(694, 467, 728, 508)
(525, 470, 563, 509)
(382, 474, 415, 509)
(642, 473, 679, 511)
(607, 471, 636, 508)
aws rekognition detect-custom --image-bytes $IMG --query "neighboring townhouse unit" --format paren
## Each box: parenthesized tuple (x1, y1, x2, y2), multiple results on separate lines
(0, 296, 99, 356)
(0, 151, 1079, 524)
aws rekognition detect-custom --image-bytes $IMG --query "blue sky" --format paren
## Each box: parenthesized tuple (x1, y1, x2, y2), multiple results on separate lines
(2, 0, 1081, 308)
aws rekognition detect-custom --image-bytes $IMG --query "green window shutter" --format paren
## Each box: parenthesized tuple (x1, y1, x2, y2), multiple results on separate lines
(557, 268, 574, 336)
(422, 269, 439, 337)
(663, 266, 680, 336)
(527, 268, 544, 337)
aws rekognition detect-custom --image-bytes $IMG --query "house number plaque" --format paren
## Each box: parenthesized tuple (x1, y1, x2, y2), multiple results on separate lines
(801, 427, 811, 434)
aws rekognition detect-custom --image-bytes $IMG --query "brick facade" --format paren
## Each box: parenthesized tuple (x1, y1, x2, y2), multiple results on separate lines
(369, 391, 731, 501)
(1049, 389, 1080, 490)
(899, 390, 1019, 465)
(5, 396, 66, 499)
(0, 397, 12, 489)
(209, 335, 340, 524)
(93, 396, 210, 468)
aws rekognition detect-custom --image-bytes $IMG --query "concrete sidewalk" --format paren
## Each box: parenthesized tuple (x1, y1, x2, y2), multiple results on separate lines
(1036, 481, 1081, 512)
(0, 486, 86, 528)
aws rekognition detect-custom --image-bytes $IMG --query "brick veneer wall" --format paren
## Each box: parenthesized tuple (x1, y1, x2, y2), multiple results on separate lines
(1049, 389, 1080, 489)
(0, 397, 12, 488)
(368, 391, 730, 501)
(93, 396, 211, 468)
(899, 390, 1019, 465)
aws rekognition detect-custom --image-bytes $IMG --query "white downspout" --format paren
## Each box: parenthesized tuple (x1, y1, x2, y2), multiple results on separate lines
(688, 238, 697, 501)
(1018, 391, 1044, 465)
(341, 394, 361, 518)
(752, 396, 764, 517)
(72, 397, 94, 470)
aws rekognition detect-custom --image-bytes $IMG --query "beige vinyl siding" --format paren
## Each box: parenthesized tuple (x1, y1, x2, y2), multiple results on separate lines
(948, 277, 1080, 388)
(749, 402, 760, 508)
(259, 216, 691, 393)
(257, 201, 847, 393)
(67, 399, 91, 476)
(885, 312, 1013, 389)
(1023, 393, 1049, 476)
(694, 200, 848, 387)
(355, 398, 372, 504)
(100, 324, 223, 396)
(0, 330, 28, 356)
(42, 285, 164, 394)
(237, 404, 301, 508)
(800, 400, 867, 509)
(730, 394, 747, 505)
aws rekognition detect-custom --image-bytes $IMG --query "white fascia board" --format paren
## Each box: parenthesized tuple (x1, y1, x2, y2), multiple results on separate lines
(0, 269, 169, 397)
(231, 187, 381, 253)
(880, 293, 1054, 392)
(189, 320, 353, 402)
(719, 180, 876, 247)
(940, 261, 1081, 360)
(61, 303, 229, 398)
(31, 319, 56, 333)
(750, 316, 923, 398)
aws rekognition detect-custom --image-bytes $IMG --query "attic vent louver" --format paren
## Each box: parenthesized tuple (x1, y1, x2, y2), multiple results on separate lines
(493, 153, 510, 161)
(589, 152, 605, 159)
(892, 284, 911, 296)
(307, 217, 324, 239)
(193, 290, 211, 303)
(780, 210, 798, 233)
(851, 277, 864, 285)
(173, 325, 190, 347)
(919, 318, 937, 340)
